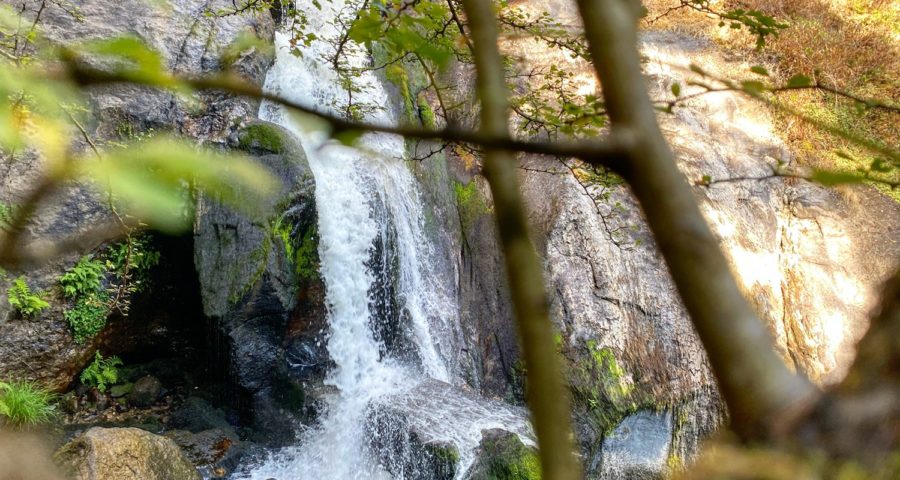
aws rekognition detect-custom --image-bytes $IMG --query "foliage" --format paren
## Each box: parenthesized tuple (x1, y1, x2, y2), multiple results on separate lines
(104, 234, 161, 296)
(57, 235, 160, 343)
(6, 277, 49, 317)
(0, 380, 56, 427)
(0, 201, 14, 230)
(59, 255, 105, 299)
(64, 289, 111, 344)
(79, 352, 123, 393)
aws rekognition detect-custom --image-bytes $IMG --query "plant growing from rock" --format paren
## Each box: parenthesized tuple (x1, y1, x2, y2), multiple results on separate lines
(6, 276, 50, 317)
(0, 380, 56, 427)
(59, 255, 110, 343)
(79, 352, 123, 393)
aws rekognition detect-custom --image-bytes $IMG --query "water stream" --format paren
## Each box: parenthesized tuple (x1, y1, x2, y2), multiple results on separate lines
(235, 1, 529, 478)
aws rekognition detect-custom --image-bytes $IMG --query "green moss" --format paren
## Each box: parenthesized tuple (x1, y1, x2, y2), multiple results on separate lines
(453, 180, 490, 230)
(238, 123, 286, 154)
(568, 342, 648, 438)
(273, 215, 320, 282)
(229, 234, 271, 305)
(472, 433, 541, 480)
(425, 442, 460, 479)
(417, 91, 436, 129)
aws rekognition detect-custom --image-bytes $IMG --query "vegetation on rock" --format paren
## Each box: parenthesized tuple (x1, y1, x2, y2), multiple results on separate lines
(0, 380, 56, 427)
(6, 277, 49, 317)
(79, 352, 123, 393)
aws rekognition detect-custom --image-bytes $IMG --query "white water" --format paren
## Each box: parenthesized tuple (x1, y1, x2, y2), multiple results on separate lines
(235, 0, 527, 478)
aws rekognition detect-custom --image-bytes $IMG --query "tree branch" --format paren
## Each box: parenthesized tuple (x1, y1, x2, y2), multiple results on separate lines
(57, 54, 632, 170)
(460, 0, 582, 478)
(575, 0, 819, 440)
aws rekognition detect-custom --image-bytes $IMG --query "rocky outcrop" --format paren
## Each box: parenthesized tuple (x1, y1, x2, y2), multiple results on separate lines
(0, 0, 276, 391)
(469, 429, 541, 480)
(55, 427, 200, 480)
(194, 120, 325, 445)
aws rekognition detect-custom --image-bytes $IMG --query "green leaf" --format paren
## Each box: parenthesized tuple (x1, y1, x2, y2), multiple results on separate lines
(671, 82, 681, 97)
(810, 169, 865, 186)
(78, 137, 278, 232)
(741, 80, 766, 95)
(787, 74, 813, 88)
(750, 65, 769, 76)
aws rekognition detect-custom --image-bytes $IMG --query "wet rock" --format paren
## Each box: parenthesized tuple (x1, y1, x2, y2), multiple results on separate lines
(129, 376, 163, 407)
(597, 410, 673, 480)
(170, 397, 235, 435)
(364, 380, 532, 480)
(164, 428, 240, 468)
(55, 427, 200, 480)
(0, 0, 277, 392)
(469, 429, 540, 480)
(108, 383, 133, 398)
(195, 120, 326, 444)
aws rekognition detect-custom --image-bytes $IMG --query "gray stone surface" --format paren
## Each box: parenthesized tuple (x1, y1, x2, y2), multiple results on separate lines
(598, 410, 673, 480)
(193, 120, 324, 445)
(0, 0, 276, 392)
(55, 427, 201, 480)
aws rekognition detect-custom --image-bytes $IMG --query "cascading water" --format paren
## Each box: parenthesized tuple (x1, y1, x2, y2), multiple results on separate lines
(236, 1, 530, 478)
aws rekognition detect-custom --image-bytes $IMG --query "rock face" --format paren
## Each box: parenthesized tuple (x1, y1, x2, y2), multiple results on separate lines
(194, 120, 325, 445)
(596, 411, 673, 480)
(424, 4, 900, 476)
(55, 427, 201, 480)
(0, 0, 275, 391)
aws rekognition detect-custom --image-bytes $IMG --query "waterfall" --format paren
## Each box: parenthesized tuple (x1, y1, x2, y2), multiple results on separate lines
(234, 1, 530, 478)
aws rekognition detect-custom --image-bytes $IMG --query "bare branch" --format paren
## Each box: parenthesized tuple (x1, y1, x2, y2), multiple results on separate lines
(461, 0, 582, 478)
(576, 0, 819, 440)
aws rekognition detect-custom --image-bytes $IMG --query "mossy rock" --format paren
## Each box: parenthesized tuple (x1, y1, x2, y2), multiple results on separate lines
(236, 121, 291, 154)
(470, 429, 541, 480)
(423, 441, 460, 480)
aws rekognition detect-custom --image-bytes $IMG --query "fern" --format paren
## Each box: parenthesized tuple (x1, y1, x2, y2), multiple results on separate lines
(79, 352, 123, 393)
(6, 277, 50, 317)
(59, 255, 110, 343)
(59, 255, 105, 299)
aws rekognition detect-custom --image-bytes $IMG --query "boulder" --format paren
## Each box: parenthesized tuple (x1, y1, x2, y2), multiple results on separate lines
(55, 427, 200, 480)
(469, 429, 541, 480)
(164, 428, 239, 468)
(128, 375, 163, 407)
(0, 431, 66, 480)
(194, 120, 326, 444)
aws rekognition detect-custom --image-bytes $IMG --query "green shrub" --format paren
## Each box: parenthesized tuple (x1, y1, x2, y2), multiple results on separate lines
(59, 255, 105, 299)
(59, 256, 110, 343)
(65, 290, 111, 343)
(0, 380, 56, 427)
(6, 277, 50, 317)
(79, 352, 123, 393)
